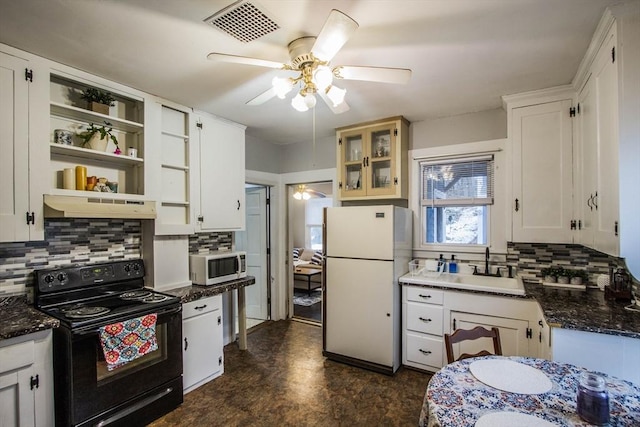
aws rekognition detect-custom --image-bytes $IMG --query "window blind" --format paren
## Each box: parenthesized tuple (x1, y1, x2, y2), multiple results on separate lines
(420, 155, 494, 206)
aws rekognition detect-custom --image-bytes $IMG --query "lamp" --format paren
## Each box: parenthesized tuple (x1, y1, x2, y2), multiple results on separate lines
(293, 184, 311, 200)
(272, 53, 347, 112)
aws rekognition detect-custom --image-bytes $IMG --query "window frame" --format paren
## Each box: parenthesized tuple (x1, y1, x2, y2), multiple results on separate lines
(409, 139, 507, 255)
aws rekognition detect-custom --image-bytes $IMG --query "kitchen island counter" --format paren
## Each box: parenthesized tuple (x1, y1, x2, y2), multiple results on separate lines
(163, 276, 256, 350)
(0, 296, 59, 341)
(524, 281, 640, 339)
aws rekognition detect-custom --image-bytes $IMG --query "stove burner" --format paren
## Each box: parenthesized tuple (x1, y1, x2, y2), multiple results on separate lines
(120, 290, 152, 301)
(141, 294, 170, 303)
(65, 306, 111, 319)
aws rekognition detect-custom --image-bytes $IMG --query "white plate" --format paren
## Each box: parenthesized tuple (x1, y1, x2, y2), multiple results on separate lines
(475, 412, 555, 427)
(469, 359, 553, 394)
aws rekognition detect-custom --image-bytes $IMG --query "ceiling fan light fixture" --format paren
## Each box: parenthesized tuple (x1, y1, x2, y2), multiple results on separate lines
(293, 184, 311, 200)
(313, 65, 333, 91)
(326, 85, 346, 107)
(291, 93, 309, 112)
(272, 76, 293, 99)
(303, 93, 317, 109)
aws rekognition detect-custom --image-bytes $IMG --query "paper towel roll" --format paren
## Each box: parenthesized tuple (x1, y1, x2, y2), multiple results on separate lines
(596, 274, 609, 291)
(63, 168, 75, 190)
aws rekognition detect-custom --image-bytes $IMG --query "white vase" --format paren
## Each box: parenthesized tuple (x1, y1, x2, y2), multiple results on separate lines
(88, 133, 108, 151)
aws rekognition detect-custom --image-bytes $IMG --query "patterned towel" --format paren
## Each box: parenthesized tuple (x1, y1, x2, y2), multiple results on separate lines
(98, 313, 158, 371)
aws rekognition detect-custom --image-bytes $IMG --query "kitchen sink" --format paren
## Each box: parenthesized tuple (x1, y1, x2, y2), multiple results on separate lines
(400, 272, 525, 296)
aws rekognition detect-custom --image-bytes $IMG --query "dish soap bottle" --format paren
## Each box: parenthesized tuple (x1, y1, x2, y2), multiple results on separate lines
(437, 254, 446, 273)
(449, 255, 458, 273)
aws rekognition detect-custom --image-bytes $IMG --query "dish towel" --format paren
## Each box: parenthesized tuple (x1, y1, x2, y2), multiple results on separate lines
(98, 313, 158, 371)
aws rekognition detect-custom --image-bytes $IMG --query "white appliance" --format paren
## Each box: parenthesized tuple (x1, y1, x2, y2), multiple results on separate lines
(189, 251, 247, 285)
(323, 205, 412, 374)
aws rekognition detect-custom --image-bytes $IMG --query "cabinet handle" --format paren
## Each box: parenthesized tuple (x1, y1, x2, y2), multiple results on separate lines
(194, 304, 207, 310)
(615, 221, 619, 236)
(237, 200, 241, 210)
(418, 317, 432, 323)
(419, 349, 432, 355)
(593, 191, 598, 210)
(453, 318, 457, 330)
(418, 294, 432, 299)
(363, 157, 367, 167)
(514, 198, 519, 212)
(30, 374, 39, 390)
(184, 337, 189, 351)
(587, 194, 593, 211)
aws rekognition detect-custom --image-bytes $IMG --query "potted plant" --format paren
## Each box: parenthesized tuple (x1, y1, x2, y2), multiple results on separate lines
(541, 267, 557, 283)
(78, 123, 119, 153)
(570, 269, 589, 286)
(80, 88, 116, 115)
(555, 266, 570, 284)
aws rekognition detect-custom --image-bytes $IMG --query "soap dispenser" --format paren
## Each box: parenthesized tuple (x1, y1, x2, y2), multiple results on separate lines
(437, 254, 446, 273)
(449, 255, 458, 273)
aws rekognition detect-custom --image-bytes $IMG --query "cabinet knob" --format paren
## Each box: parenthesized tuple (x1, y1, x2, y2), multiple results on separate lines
(184, 337, 189, 351)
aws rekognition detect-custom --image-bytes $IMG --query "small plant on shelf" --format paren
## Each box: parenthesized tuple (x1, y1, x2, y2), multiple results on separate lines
(569, 269, 589, 285)
(78, 123, 120, 154)
(80, 88, 116, 114)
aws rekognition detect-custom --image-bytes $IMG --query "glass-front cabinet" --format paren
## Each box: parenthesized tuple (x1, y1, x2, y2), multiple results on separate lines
(336, 116, 409, 200)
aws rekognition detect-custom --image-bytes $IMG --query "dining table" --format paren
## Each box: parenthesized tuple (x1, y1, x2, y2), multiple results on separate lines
(420, 355, 640, 427)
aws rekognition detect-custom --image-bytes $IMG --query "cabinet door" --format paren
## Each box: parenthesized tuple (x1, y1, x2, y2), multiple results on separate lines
(196, 114, 246, 231)
(449, 311, 531, 358)
(591, 31, 619, 256)
(337, 128, 366, 198)
(0, 52, 32, 242)
(182, 309, 223, 392)
(0, 366, 35, 427)
(512, 100, 573, 243)
(366, 123, 398, 197)
(575, 75, 597, 246)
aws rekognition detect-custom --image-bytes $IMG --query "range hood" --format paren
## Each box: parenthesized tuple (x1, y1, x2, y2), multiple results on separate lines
(44, 195, 156, 219)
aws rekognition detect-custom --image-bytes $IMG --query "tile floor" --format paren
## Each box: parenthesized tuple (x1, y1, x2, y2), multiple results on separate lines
(150, 320, 431, 426)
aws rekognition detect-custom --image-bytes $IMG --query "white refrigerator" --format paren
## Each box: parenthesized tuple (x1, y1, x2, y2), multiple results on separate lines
(323, 205, 412, 374)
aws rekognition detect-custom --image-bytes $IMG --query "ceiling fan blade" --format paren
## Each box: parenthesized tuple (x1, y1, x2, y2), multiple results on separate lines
(311, 10, 359, 62)
(318, 90, 350, 114)
(246, 87, 277, 106)
(336, 66, 412, 84)
(207, 53, 284, 69)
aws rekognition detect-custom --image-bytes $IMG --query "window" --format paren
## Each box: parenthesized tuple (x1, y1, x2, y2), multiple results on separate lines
(420, 155, 494, 246)
(305, 198, 333, 250)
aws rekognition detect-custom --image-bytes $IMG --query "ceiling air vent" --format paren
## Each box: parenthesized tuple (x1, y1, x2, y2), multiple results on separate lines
(204, 0, 279, 43)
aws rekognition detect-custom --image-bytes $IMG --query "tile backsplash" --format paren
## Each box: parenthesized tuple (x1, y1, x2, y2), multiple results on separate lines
(0, 219, 142, 297)
(188, 232, 233, 254)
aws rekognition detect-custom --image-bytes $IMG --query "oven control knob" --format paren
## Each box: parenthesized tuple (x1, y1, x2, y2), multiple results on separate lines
(56, 272, 68, 283)
(124, 264, 131, 273)
(133, 263, 140, 272)
(43, 274, 55, 284)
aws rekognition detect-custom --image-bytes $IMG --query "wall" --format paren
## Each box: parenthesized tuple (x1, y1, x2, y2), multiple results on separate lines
(0, 219, 142, 298)
(411, 108, 506, 149)
(279, 135, 336, 173)
(245, 134, 283, 174)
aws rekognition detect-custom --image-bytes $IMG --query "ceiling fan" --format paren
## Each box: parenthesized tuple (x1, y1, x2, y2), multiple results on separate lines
(207, 9, 412, 113)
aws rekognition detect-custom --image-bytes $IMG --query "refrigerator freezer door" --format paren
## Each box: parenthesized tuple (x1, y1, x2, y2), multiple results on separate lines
(325, 257, 396, 368)
(326, 206, 394, 260)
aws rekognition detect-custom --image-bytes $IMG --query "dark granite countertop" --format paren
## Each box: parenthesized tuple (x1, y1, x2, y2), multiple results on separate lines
(524, 281, 640, 339)
(0, 296, 60, 341)
(162, 276, 256, 303)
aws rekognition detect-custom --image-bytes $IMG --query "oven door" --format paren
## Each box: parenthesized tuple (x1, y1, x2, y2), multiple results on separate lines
(61, 305, 183, 426)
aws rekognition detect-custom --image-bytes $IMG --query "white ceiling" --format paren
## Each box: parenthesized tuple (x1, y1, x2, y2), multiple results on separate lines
(0, 0, 625, 145)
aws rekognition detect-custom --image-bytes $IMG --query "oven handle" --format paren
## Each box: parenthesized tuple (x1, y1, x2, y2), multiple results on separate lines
(73, 305, 182, 336)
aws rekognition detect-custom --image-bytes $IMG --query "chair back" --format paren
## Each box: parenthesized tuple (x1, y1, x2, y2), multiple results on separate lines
(444, 326, 502, 364)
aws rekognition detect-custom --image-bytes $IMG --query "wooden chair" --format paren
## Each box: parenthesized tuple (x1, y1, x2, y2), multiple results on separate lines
(444, 326, 503, 364)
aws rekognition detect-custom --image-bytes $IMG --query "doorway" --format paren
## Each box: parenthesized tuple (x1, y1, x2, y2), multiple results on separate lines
(236, 184, 271, 329)
(288, 181, 332, 324)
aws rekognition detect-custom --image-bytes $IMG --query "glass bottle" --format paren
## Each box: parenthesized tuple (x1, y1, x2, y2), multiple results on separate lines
(576, 371, 609, 425)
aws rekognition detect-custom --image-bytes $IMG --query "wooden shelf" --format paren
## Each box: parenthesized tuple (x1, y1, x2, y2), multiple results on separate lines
(50, 143, 144, 165)
(50, 102, 144, 133)
(161, 200, 190, 206)
(161, 163, 189, 171)
(162, 130, 189, 140)
(48, 188, 149, 200)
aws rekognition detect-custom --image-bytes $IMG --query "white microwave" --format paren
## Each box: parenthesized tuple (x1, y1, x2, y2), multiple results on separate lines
(190, 251, 247, 286)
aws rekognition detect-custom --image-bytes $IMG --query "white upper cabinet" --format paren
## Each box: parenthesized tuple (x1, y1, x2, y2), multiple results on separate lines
(192, 111, 246, 232)
(507, 93, 574, 244)
(0, 48, 48, 242)
(574, 25, 620, 256)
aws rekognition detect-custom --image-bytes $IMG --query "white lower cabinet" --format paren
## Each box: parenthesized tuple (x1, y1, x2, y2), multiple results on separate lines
(0, 330, 53, 427)
(182, 295, 224, 393)
(402, 285, 539, 372)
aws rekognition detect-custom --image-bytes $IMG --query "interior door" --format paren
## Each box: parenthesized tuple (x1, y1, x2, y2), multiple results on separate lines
(236, 186, 269, 322)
